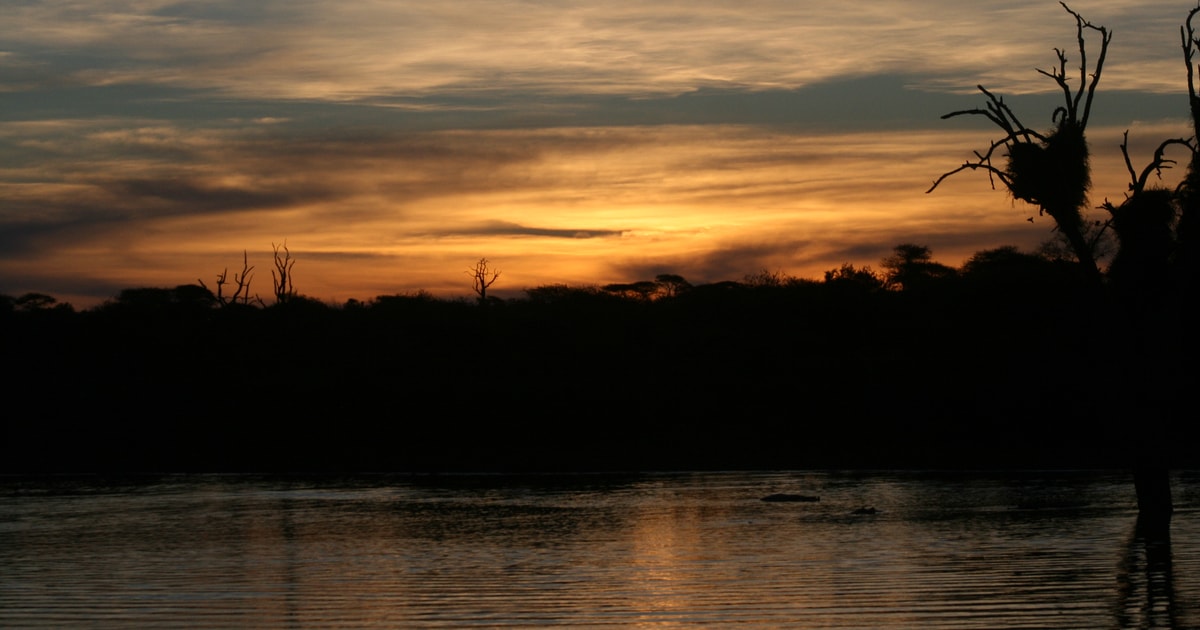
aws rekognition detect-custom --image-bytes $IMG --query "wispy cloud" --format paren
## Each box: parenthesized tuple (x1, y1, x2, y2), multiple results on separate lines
(433, 220, 625, 239)
(3, 1, 1189, 100)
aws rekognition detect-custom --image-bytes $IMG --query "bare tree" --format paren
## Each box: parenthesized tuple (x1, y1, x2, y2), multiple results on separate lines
(199, 250, 257, 307)
(272, 241, 296, 304)
(928, 2, 1110, 285)
(1176, 6, 1200, 288)
(467, 258, 500, 303)
(929, 3, 1197, 523)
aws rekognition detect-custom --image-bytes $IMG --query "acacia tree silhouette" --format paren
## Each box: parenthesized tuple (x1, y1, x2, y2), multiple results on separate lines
(880, 244, 956, 291)
(928, 2, 1109, 286)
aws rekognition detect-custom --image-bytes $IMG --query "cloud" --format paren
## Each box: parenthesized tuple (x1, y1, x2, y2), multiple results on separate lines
(613, 240, 815, 284)
(102, 178, 309, 213)
(433, 221, 625, 239)
(3, 0, 1189, 103)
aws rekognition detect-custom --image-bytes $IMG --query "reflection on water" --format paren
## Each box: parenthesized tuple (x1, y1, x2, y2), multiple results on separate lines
(1, 471, 1196, 628)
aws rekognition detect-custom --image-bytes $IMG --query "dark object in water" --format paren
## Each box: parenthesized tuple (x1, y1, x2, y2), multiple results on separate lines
(851, 507, 878, 515)
(761, 493, 820, 503)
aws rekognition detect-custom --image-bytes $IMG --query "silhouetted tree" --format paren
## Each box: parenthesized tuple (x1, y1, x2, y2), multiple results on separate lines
(1176, 5, 1200, 293)
(271, 242, 297, 304)
(13, 292, 63, 312)
(1101, 132, 1191, 303)
(468, 258, 500, 304)
(926, 4, 1200, 521)
(880, 244, 956, 291)
(1090, 133, 1193, 524)
(654, 274, 692, 298)
(959, 245, 1088, 301)
(523, 284, 614, 307)
(200, 250, 257, 307)
(929, 3, 1110, 286)
(603, 281, 660, 301)
(823, 263, 884, 291)
(743, 268, 789, 288)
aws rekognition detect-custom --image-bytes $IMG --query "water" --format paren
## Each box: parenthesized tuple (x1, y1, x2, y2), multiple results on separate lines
(1, 471, 1197, 628)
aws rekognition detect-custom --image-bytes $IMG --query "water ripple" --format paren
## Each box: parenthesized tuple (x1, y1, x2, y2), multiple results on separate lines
(1, 471, 1195, 628)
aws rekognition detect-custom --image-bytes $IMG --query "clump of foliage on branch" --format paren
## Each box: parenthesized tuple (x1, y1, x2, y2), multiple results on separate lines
(929, 3, 1110, 283)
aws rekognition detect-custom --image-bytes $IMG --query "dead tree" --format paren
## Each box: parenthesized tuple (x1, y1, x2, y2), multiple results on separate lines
(1110, 133, 1185, 523)
(272, 241, 296, 304)
(1176, 6, 1200, 290)
(928, 2, 1110, 286)
(467, 258, 500, 304)
(199, 250, 256, 307)
(931, 4, 1191, 523)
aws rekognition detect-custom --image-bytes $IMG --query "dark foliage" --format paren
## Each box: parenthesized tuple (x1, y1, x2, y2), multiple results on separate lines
(3, 244, 1194, 474)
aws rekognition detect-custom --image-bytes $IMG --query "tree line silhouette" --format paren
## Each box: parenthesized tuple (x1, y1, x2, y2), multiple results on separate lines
(2, 239, 1191, 477)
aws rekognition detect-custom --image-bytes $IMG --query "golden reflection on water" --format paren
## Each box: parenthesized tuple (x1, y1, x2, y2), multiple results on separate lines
(1, 472, 1197, 628)
(626, 498, 716, 626)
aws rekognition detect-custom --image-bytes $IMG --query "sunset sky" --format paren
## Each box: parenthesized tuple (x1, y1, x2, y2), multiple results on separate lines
(2, 1, 1197, 306)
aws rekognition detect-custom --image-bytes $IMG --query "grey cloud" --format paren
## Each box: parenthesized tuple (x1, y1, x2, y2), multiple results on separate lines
(433, 221, 625, 239)
(0, 269, 129, 306)
(609, 222, 1060, 286)
(1, 72, 1185, 138)
(103, 178, 310, 213)
(0, 208, 142, 260)
(0, 121, 642, 265)
(613, 240, 812, 285)
(815, 224, 1060, 269)
(149, 1, 297, 23)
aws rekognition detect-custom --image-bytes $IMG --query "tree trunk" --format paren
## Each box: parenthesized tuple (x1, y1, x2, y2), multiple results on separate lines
(1045, 203, 1103, 287)
(1134, 464, 1173, 523)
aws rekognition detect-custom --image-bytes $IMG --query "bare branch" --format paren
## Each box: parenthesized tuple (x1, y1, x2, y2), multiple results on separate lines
(223, 250, 254, 306)
(1059, 2, 1111, 127)
(1102, 135, 1191, 233)
(271, 241, 296, 304)
(1133, 137, 1193, 194)
(1036, 48, 1074, 117)
(1183, 6, 1200, 136)
(199, 251, 256, 308)
(926, 127, 1037, 194)
(941, 86, 1043, 145)
(927, 161, 1011, 194)
(1119, 130, 1138, 189)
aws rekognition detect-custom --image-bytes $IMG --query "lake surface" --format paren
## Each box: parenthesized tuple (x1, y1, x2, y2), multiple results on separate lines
(2, 470, 1197, 628)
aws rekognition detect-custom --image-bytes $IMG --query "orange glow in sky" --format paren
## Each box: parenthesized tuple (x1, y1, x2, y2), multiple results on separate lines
(0, 1, 1193, 306)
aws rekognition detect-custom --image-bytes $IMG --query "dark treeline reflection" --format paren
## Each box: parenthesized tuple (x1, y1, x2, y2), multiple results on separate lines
(3, 244, 1196, 473)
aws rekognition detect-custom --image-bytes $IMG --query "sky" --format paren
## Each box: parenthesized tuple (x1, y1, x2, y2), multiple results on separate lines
(2, 0, 1198, 306)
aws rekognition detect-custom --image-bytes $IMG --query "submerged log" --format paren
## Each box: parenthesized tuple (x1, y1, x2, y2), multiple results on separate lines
(761, 493, 820, 503)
